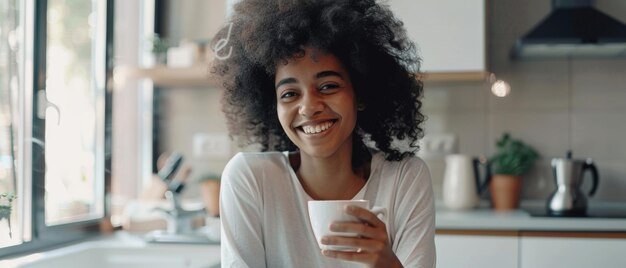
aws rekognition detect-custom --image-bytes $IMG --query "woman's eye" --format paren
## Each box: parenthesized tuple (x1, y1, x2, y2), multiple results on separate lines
(319, 83, 339, 92)
(280, 91, 296, 99)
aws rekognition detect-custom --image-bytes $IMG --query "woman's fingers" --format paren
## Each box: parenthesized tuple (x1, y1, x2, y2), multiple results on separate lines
(345, 205, 384, 228)
(321, 235, 386, 252)
(321, 207, 398, 266)
(321, 249, 379, 263)
(329, 222, 386, 240)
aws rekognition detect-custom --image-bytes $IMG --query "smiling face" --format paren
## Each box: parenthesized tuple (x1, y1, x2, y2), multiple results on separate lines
(274, 48, 358, 160)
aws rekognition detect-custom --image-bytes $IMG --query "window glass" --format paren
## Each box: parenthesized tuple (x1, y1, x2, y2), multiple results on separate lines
(0, 0, 25, 248)
(44, 0, 104, 225)
(0, 0, 109, 255)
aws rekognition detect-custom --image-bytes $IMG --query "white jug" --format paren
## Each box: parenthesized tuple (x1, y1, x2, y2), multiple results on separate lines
(442, 154, 490, 210)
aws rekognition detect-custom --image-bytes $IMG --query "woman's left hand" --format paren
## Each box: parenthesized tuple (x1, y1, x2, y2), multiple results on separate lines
(320, 205, 403, 268)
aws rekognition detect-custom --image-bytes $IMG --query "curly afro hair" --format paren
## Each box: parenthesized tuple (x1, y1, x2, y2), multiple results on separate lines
(211, 0, 425, 164)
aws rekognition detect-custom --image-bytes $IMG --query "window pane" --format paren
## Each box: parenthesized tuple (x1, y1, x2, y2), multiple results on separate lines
(44, 0, 104, 225)
(0, 0, 25, 248)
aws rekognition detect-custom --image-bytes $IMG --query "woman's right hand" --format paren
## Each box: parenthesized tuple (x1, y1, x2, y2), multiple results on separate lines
(320, 205, 403, 268)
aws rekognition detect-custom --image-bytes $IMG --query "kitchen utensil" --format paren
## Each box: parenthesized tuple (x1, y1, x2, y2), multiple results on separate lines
(547, 151, 599, 216)
(442, 154, 491, 209)
(157, 152, 184, 184)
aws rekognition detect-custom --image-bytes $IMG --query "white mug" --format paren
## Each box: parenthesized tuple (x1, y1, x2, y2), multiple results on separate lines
(307, 200, 387, 252)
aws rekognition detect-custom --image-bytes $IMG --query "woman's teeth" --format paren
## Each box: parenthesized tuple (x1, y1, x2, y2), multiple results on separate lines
(301, 121, 334, 134)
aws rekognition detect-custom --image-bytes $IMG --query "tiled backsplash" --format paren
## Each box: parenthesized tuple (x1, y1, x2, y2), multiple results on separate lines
(422, 0, 626, 202)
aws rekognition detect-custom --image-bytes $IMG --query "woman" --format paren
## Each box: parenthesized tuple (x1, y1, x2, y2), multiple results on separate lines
(212, 0, 435, 267)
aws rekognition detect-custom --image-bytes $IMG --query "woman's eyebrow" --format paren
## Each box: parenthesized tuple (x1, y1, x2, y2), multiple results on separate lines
(275, 70, 344, 89)
(316, 70, 343, 80)
(275, 77, 297, 89)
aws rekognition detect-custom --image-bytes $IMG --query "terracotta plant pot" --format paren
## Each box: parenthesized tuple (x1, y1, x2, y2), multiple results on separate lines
(489, 174, 522, 211)
(200, 180, 221, 217)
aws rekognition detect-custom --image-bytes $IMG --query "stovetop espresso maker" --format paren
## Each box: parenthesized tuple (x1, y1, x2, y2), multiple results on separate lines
(547, 151, 599, 216)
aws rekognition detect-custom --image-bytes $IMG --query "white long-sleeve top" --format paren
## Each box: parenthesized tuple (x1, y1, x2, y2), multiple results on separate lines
(220, 151, 436, 268)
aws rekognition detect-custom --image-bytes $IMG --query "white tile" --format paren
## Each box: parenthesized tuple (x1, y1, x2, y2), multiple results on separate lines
(488, 47, 570, 112)
(571, 112, 626, 163)
(572, 59, 626, 112)
(424, 111, 488, 157)
(588, 161, 626, 202)
(487, 111, 570, 158)
(422, 81, 489, 112)
(488, 35, 518, 70)
(518, 160, 554, 200)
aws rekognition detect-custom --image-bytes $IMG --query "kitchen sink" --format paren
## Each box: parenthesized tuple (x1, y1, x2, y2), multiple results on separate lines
(1, 232, 220, 268)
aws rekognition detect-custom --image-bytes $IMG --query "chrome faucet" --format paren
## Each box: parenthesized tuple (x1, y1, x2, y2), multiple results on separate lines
(145, 185, 219, 244)
(145, 189, 216, 244)
(144, 152, 216, 244)
(162, 190, 206, 234)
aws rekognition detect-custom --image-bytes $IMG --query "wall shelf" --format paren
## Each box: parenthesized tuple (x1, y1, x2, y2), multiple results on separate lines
(115, 64, 219, 88)
(420, 71, 489, 82)
(115, 65, 488, 90)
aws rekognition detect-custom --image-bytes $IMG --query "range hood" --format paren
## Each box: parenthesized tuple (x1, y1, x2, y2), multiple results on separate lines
(513, 0, 626, 58)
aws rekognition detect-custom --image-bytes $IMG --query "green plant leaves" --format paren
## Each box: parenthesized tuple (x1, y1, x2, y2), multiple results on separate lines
(0, 192, 16, 202)
(490, 133, 539, 176)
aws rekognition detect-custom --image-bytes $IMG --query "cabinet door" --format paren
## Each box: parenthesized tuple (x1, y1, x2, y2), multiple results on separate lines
(521, 237, 626, 268)
(435, 234, 518, 268)
(388, 0, 486, 73)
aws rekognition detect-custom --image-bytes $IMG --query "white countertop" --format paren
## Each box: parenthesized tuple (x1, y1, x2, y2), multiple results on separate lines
(436, 200, 626, 232)
(1, 231, 221, 268)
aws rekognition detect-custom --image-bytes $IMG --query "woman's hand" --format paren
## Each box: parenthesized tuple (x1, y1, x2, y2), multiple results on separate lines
(320, 205, 403, 268)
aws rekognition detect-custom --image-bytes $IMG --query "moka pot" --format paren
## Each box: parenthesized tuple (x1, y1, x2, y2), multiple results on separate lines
(547, 154, 599, 216)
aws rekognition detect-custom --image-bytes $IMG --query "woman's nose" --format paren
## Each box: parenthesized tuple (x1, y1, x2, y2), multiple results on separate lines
(298, 93, 324, 117)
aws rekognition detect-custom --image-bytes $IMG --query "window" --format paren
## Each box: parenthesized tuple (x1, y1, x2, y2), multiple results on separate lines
(0, 0, 28, 249)
(43, 0, 106, 226)
(0, 0, 112, 257)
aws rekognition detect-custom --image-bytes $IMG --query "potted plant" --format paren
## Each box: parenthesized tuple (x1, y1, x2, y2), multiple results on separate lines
(489, 133, 539, 210)
(0, 192, 16, 238)
(148, 34, 169, 65)
(195, 173, 220, 217)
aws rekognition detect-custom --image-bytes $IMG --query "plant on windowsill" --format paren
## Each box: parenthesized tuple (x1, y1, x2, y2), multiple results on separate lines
(148, 34, 170, 65)
(489, 133, 539, 211)
(0, 192, 17, 238)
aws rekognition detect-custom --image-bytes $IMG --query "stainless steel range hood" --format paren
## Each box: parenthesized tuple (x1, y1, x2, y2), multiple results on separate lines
(513, 0, 626, 58)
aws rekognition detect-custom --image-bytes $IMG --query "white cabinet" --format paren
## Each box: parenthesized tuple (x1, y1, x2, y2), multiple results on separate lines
(436, 232, 626, 268)
(389, 0, 486, 74)
(520, 236, 626, 268)
(435, 234, 518, 268)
